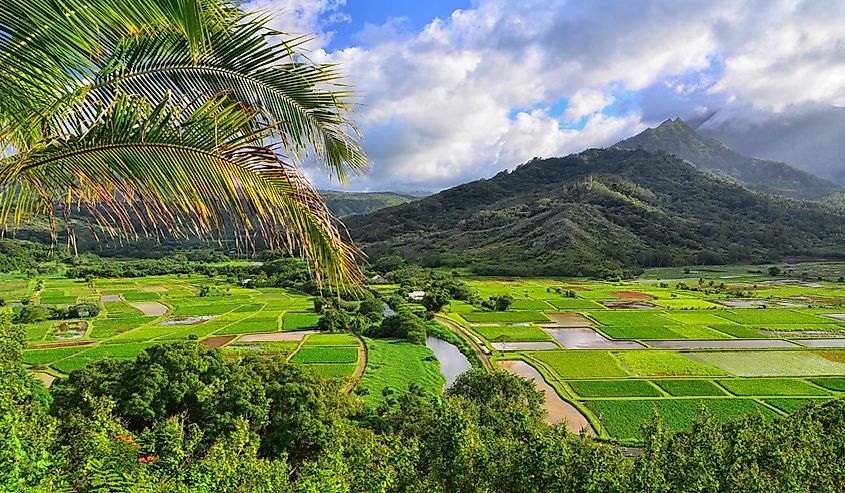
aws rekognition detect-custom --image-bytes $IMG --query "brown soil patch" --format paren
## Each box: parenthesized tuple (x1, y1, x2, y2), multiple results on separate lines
(497, 360, 595, 435)
(807, 296, 845, 304)
(542, 312, 593, 327)
(238, 331, 317, 342)
(130, 301, 168, 317)
(27, 340, 94, 349)
(612, 291, 653, 300)
(202, 335, 236, 348)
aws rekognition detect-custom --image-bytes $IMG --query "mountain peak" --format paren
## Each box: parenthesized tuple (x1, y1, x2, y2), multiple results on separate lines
(614, 118, 839, 199)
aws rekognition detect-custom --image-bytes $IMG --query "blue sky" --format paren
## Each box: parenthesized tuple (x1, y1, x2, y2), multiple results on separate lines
(250, 0, 845, 192)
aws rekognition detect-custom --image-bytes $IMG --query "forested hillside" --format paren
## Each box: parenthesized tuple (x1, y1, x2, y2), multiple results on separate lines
(320, 191, 418, 217)
(346, 148, 845, 277)
(614, 119, 842, 200)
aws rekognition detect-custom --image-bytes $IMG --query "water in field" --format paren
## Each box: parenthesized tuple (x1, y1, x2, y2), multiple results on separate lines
(545, 327, 644, 349)
(426, 336, 471, 389)
(159, 314, 217, 325)
(797, 339, 845, 348)
(648, 339, 798, 349)
(490, 341, 559, 351)
(100, 294, 121, 302)
(497, 360, 595, 435)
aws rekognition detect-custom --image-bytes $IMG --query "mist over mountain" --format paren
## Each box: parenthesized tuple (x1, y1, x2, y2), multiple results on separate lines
(614, 118, 842, 200)
(696, 105, 845, 186)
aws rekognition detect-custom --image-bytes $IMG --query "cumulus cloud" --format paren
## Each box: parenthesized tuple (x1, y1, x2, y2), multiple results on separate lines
(248, 0, 845, 191)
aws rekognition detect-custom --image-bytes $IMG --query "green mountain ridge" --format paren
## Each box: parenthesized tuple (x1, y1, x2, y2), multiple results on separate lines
(614, 118, 842, 200)
(319, 190, 418, 217)
(345, 147, 845, 277)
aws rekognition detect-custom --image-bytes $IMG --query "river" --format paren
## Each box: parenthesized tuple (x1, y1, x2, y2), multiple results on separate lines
(426, 336, 471, 389)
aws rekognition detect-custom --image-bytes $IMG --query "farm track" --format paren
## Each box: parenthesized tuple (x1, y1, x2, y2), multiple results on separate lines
(435, 316, 492, 370)
(346, 331, 368, 393)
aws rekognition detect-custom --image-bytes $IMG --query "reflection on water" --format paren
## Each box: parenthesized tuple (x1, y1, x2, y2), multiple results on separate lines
(426, 336, 471, 388)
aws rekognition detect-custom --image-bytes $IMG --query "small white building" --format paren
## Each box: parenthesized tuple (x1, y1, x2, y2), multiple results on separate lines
(407, 290, 426, 301)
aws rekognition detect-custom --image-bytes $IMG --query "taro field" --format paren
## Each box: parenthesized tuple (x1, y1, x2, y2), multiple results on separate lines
(440, 267, 845, 443)
(7, 272, 365, 379)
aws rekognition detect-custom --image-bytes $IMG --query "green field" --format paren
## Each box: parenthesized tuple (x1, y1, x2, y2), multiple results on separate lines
(531, 350, 627, 378)
(654, 379, 726, 396)
(568, 379, 662, 398)
(358, 338, 444, 408)
(717, 378, 829, 396)
(616, 350, 727, 377)
(461, 310, 550, 323)
(472, 324, 553, 342)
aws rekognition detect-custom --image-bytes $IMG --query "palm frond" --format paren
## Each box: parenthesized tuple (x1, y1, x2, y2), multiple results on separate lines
(0, 94, 362, 287)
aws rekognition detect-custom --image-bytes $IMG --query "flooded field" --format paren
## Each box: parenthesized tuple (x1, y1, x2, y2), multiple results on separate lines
(131, 301, 168, 316)
(497, 360, 595, 435)
(545, 327, 644, 349)
(490, 341, 559, 351)
(159, 314, 216, 325)
(426, 336, 471, 388)
(100, 294, 121, 302)
(797, 339, 845, 348)
(647, 339, 798, 349)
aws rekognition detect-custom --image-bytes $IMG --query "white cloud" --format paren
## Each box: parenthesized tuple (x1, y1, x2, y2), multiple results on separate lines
(246, 0, 347, 49)
(249, 0, 845, 191)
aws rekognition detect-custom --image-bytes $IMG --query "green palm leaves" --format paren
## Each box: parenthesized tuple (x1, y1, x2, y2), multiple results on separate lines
(0, 0, 366, 287)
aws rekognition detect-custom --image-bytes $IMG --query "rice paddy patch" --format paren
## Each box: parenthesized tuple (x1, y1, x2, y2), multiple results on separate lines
(22, 346, 84, 365)
(717, 309, 830, 325)
(530, 350, 628, 379)
(472, 324, 553, 342)
(687, 351, 845, 377)
(89, 317, 156, 339)
(599, 325, 681, 340)
(810, 378, 845, 392)
(663, 312, 735, 326)
(717, 378, 829, 396)
(52, 343, 159, 373)
(291, 346, 358, 364)
(589, 311, 677, 327)
(617, 350, 728, 377)
(461, 311, 550, 323)
(547, 298, 605, 310)
(282, 312, 321, 331)
(509, 298, 554, 310)
(585, 399, 779, 441)
(654, 379, 726, 396)
(651, 299, 719, 309)
(764, 398, 831, 414)
(302, 333, 358, 346)
(569, 379, 662, 398)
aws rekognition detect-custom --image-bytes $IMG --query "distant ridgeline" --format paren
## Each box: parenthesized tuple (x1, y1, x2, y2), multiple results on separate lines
(0, 190, 418, 259)
(345, 146, 845, 278)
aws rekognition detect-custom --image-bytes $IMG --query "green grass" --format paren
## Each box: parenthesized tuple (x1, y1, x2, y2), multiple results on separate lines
(39, 294, 78, 305)
(809, 378, 845, 392)
(666, 325, 734, 339)
(291, 346, 358, 364)
(651, 299, 719, 309)
(215, 316, 278, 335)
(358, 338, 444, 408)
(461, 311, 550, 323)
(472, 325, 553, 342)
(585, 399, 779, 441)
(22, 346, 85, 365)
(282, 312, 321, 331)
(717, 378, 829, 396)
(709, 324, 767, 339)
(764, 398, 831, 414)
(568, 379, 662, 398)
(688, 351, 845, 377)
(531, 350, 627, 378)
(232, 304, 263, 313)
(224, 341, 299, 356)
(302, 333, 358, 346)
(121, 291, 161, 301)
(654, 379, 726, 396)
(616, 350, 728, 377)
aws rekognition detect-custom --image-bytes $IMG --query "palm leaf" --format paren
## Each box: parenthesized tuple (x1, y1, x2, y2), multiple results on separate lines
(0, 94, 362, 287)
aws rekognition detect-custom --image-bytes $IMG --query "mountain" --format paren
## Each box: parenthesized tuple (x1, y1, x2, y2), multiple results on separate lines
(697, 105, 845, 186)
(345, 148, 845, 277)
(614, 118, 842, 200)
(319, 191, 418, 217)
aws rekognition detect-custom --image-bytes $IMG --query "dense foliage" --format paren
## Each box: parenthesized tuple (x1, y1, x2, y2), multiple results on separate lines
(346, 148, 845, 278)
(3, 320, 845, 492)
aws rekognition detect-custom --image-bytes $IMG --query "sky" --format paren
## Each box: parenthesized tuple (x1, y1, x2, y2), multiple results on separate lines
(246, 0, 845, 192)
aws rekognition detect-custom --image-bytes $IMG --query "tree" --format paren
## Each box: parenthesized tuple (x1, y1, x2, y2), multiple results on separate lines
(1, 0, 365, 288)
(318, 308, 349, 333)
(421, 288, 450, 313)
(768, 266, 781, 277)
